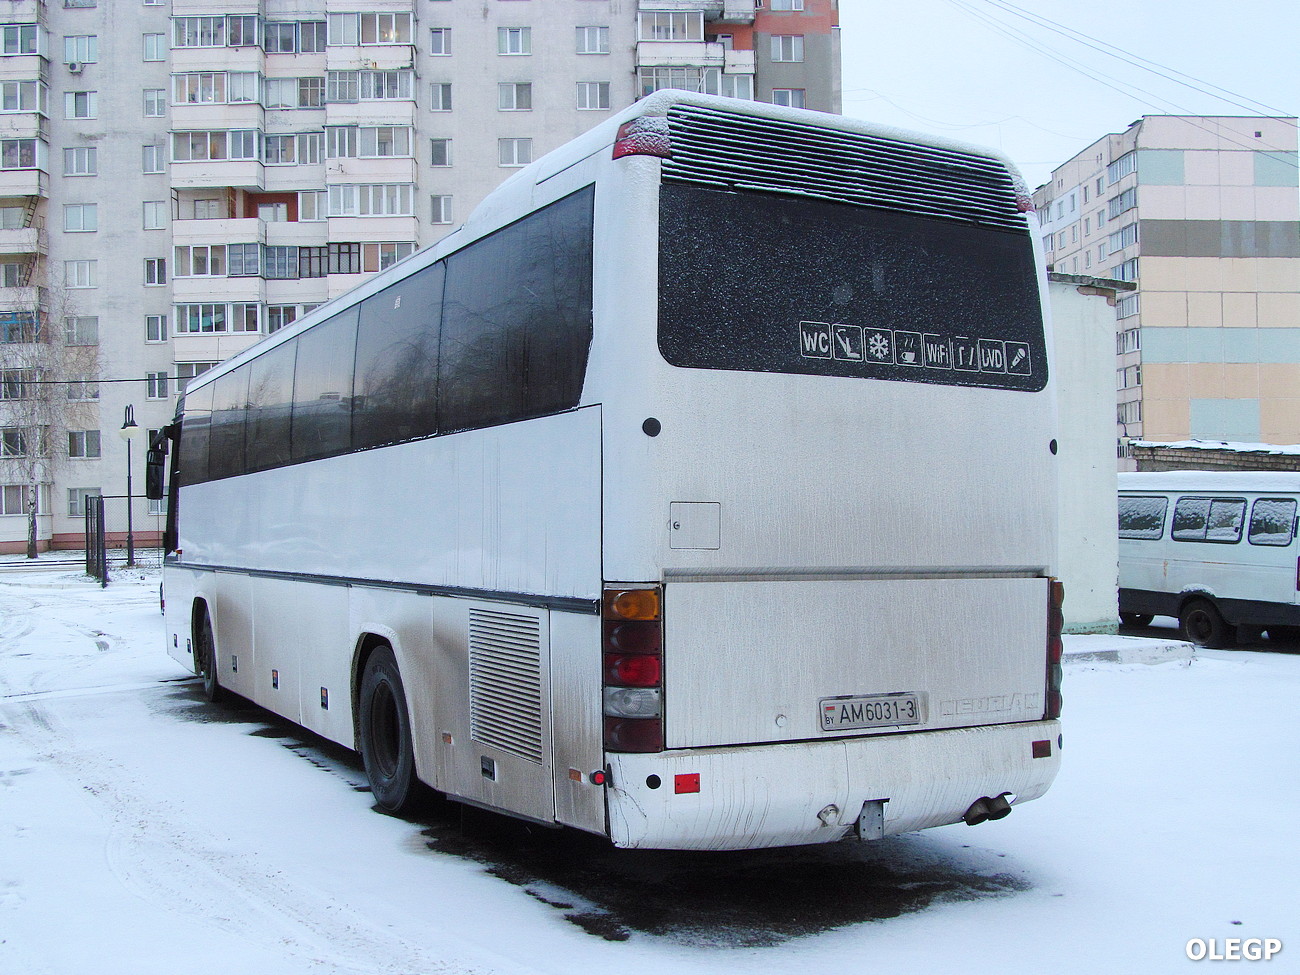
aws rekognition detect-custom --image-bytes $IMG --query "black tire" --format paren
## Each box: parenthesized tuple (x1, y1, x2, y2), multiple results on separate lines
(1179, 599, 1230, 649)
(1119, 612, 1153, 627)
(194, 609, 223, 703)
(358, 646, 421, 814)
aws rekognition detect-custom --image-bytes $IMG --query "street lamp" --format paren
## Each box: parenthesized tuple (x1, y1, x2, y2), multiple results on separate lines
(119, 404, 139, 568)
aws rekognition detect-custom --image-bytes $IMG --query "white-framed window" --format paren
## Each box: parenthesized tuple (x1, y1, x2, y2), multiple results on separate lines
(327, 125, 358, 158)
(64, 35, 97, 64)
(360, 126, 412, 157)
(230, 302, 260, 332)
(638, 11, 703, 41)
(497, 27, 531, 55)
(1, 25, 39, 56)
(771, 88, 805, 109)
(721, 74, 754, 100)
(576, 82, 610, 110)
(142, 200, 167, 230)
(63, 146, 96, 176)
(363, 241, 414, 272)
(172, 130, 259, 161)
(142, 144, 164, 173)
(430, 138, 451, 167)
(0, 428, 30, 458)
(173, 16, 225, 48)
(262, 78, 296, 109)
(63, 203, 97, 232)
(67, 488, 101, 517)
(64, 260, 96, 288)
(64, 375, 98, 402)
(299, 77, 325, 108)
(1109, 187, 1138, 221)
(0, 262, 23, 288)
(146, 372, 169, 400)
(1117, 329, 1142, 355)
(770, 0, 805, 9)
(229, 72, 260, 103)
(64, 90, 97, 119)
(429, 83, 452, 111)
(361, 12, 411, 44)
(327, 12, 359, 46)
(144, 258, 166, 285)
(0, 80, 43, 114)
(263, 21, 297, 54)
(297, 131, 324, 164)
(143, 88, 165, 117)
(431, 195, 452, 224)
(175, 362, 218, 390)
(174, 72, 226, 105)
(64, 315, 98, 345)
(262, 245, 297, 279)
(327, 183, 415, 217)
(174, 245, 225, 277)
(1116, 294, 1141, 319)
(226, 243, 259, 276)
(1108, 151, 1137, 184)
(576, 26, 609, 54)
(498, 82, 531, 111)
(68, 430, 101, 459)
(430, 28, 450, 55)
(257, 201, 288, 222)
(1108, 222, 1138, 252)
(1116, 365, 1142, 390)
(1, 369, 35, 400)
(299, 190, 326, 221)
(639, 66, 720, 97)
(771, 35, 804, 62)
(142, 33, 165, 60)
(263, 134, 296, 164)
(175, 304, 228, 334)
(300, 22, 326, 53)
(227, 14, 258, 47)
(3, 485, 43, 516)
(145, 315, 167, 342)
(266, 305, 296, 333)
(1111, 257, 1138, 282)
(192, 198, 224, 219)
(0, 139, 38, 170)
(498, 138, 532, 167)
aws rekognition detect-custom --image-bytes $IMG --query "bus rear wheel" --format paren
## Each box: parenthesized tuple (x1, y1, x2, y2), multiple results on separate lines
(195, 609, 223, 703)
(1180, 600, 1229, 649)
(358, 646, 420, 815)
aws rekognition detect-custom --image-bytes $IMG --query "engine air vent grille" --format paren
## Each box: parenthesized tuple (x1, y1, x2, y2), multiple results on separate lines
(469, 608, 544, 765)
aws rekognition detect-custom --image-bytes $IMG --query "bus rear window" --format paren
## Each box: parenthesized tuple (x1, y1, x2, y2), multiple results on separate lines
(1118, 496, 1167, 539)
(657, 184, 1047, 392)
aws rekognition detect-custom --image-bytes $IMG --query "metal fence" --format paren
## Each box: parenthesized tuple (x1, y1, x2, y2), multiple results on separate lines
(84, 495, 108, 586)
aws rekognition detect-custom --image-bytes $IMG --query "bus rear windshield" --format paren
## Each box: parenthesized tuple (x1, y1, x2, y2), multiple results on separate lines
(657, 184, 1047, 392)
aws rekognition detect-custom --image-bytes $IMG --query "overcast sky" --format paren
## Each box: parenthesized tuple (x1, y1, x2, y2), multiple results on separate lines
(837, 0, 1299, 190)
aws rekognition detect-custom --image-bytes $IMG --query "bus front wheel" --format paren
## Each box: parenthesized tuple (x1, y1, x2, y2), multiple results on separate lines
(195, 609, 223, 703)
(1179, 600, 1230, 649)
(358, 646, 420, 815)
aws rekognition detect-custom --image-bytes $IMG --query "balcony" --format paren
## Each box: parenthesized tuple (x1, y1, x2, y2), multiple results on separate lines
(323, 100, 415, 128)
(0, 226, 44, 256)
(0, 168, 46, 198)
(326, 215, 418, 243)
(170, 159, 264, 191)
(171, 1, 259, 15)
(172, 216, 263, 246)
(172, 274, 265, 304)
(638, 0, 724, 14)
(0, 55, 47, 84)
(636, 40, 726, 68)
(171, 102, 264, 131)
(324, 157, 416, 183)
(264, 162, 325, 193)
(0, 284, 45, 310)
(324, 47, 415, 72)
(264, 221, 328, 247)
(725, 49, 755, 74)
(170, 45, 264, 75)
(0, 1, 45, 22)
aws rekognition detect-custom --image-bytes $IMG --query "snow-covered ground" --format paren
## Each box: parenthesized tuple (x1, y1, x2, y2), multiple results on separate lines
(1, 565, 1296, 973)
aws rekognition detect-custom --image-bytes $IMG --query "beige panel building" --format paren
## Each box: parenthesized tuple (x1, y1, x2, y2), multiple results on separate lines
(0, 0, 842, 554)
(1032, 115, 1300, 468)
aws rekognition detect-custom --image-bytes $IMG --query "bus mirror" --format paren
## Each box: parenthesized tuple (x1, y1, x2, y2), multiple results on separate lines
(145, 429, 169, 501)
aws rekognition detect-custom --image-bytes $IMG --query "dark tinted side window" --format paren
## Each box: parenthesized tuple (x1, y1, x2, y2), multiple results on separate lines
(207, 369, 250, 481)
(245, 339, 297, 472)
(353, 261, 445, 450)
(439, 186, 594, 434)
(291, 307, 358, 464)
(1118, 496, 1167, 539)
(178, 384, 213, 486)
(1249, 498, 1297, 546)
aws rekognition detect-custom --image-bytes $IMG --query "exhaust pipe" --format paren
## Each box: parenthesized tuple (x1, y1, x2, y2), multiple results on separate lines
(963, 793, 1013, 826)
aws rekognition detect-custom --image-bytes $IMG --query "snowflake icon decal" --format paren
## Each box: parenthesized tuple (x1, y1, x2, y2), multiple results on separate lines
(867, 330, 893, 361)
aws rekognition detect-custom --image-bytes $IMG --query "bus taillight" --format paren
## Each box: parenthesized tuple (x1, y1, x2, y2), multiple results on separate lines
(612, 117, 672, 160)
(1045, 579, 1065, 719)
(602, 586, 664, 752)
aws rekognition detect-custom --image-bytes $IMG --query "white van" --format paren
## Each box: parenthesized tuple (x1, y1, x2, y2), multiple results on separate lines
(1118, 471, 1300, 646)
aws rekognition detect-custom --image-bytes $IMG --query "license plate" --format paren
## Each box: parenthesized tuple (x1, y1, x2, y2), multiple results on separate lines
(819, 693, 923, 731)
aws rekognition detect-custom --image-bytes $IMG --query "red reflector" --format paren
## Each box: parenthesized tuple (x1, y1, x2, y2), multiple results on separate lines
(590, 769, 608, 786)
(612, 117, 672, 160)
(603, 652, 662, 687)
(1032, 739, 1052, 759)
(674, 773, 700, 794)
(606, 620, 662, 654)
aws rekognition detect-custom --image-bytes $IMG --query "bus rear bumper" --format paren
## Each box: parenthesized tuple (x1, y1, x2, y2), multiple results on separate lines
(604, 720, 1062, 851)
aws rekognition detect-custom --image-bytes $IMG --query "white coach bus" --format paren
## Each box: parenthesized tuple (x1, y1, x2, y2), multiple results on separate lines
(1119, 471, 1300, 646)
(151, 92, 1062, 851)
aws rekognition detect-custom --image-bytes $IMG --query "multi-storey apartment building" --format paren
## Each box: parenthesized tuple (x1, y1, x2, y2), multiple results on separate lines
(1033, 115, 1300, 468)
(0, 0, 841, 554)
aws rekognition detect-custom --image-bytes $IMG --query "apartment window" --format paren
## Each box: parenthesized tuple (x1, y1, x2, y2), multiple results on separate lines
(68, 430, 101, 459)
(173, 16, 225, 48)
(264, 134, 296, 164)
(2, 485, 37, 516)
(175, 304, 227, 333)
(1108, 223, 1138, 252)
(721, 74, 754, 100)
(299, 77, 325, 108)
(263, 78, 296, 109)
(360, 126, 411, 157)
(299, 190, 326, 221)
(326, 71, 358, 102)
(327, 125, 358, 157)
(1116, 294, 1141, 319)
(266, 305, 297, 333)
(0, 81, 42, 114)
(359, 69, 412, 100)
(1117, 365, 1142, 390)
(172, 130, 259, 161)
(771, 88, 806, 109)
(429, 83, 452, 111)
(1, 313, 39, 344)
(770, 0, 805, 8)
(65, 375, 98, 402)
(639, 66, 720, 97)
(142, 33, 165, 61)
(360, 12, 411, 44)
(498, 138, 531, 167)
(327, 13, 359, 46)
(1109, 187, 1138, 220)
(498, 82, 531, 111)
(63, 203, 97, 232)
(229, 73, 260, 103)
(146, 315, 167, 342)
(576, 26, 609, 54)
(328, 242, 361, 274)
(64, 35, 97, 64)
(144, 258, 166, 285)
(430, 28, 450, 55)
(297, 132, 324, 164)
(1117, 329, 1142, 355)
(258, 201, 288, 222)
(227, 243, 260, 276)
(143, 201, 167, 230)
(1116, 399, 1143, 424)
(299, 246, 326, 278)
(175, 72, 226, 105)
(430, 138, 451, 166)
(1096, 177, 1105, 195)
(300, 22, 326, 53)
(68, 489, 100, 518)
(0, 264, 23, 289)
(64, 316, 97, 345)
(497, 27, 531, 55)
(1, 369, 34, 400)
(146, 372, 169, 400)
(263, 22, 297, 54)
(1107, 152, 1137, 184)
(638, 11, 703, 41)
(771, 35, 804, 62)
(63, 147, 96, 176)
(327, 183, 414, 216)
(576, 82, 609, 110)
(143, 88, 165, 117)
(231, 303, 259, 332)
(142, 145, 164, 173)
(174, 245, 225, 277)
(0, 139, 35, 170)
(65, 91, 97, 119)
(262, 245, 298, 279)
(431, 195, 452, 224)
(0, 428, 28, 458)
(362, 242, 414, 272)
(1112, 257, 1138, 282)
(64, 260, 95, 288)
(1, 25, 38, 56)
(227, 15, 259, 47)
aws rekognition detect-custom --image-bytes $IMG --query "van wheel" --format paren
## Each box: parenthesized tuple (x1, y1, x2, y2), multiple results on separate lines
(358, 646, 420, 815)
(1180, 600, 1230, 649)
(1120, 612, 1153, 627)
(194, 609, 223, 703)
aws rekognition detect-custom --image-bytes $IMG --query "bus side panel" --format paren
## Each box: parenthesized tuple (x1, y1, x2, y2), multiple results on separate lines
(210, 571, 256, 701)
(164, 565, 200, 672)
(549, 610, 606, 835)
(252, 578, 306, 726)
(285, 579, 354, 745)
